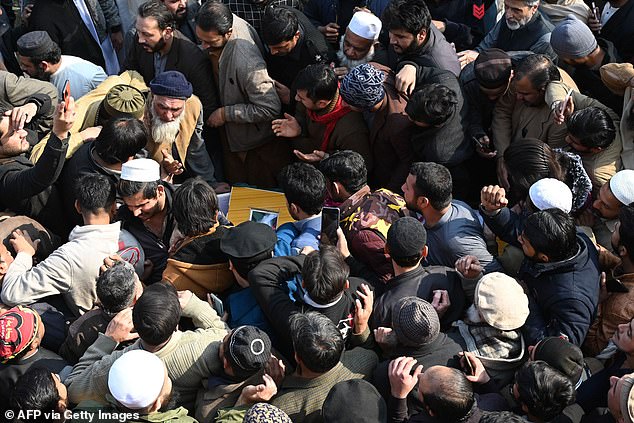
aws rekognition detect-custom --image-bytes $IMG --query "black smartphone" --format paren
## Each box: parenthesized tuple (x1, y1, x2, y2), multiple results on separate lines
(320, 206, 340, 246)
(607, 277, 630, 293)
(462, 352, 475, 376)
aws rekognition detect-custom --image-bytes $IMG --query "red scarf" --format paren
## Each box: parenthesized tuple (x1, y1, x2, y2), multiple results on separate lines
(306, 93, 351, 152)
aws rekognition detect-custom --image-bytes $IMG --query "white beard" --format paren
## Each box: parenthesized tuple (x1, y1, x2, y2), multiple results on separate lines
(337, 37, 376, 69)
(150, 108, 184, 145)
(465, 304, 484, 324)
(506, 13, 532, 31)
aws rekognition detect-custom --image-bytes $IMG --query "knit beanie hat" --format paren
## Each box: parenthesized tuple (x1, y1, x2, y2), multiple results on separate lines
(149, 71, 193, 99)
(323, 379, 387, 423)
(474, 48, 512, 89)
(474, 272, 529, 331)
(340, 63, 386, 110)
(550, 15, 598, 59)
(386, 216, 427, 260)
(226, 326, 272, 380)
(392, 297, 440, 347)
(533, 337, 584, 385)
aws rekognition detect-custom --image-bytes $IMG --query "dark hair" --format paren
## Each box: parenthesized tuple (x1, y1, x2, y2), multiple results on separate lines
(294, 64, 338, 102)
(196, 0, 233, 34)
(74, 173, 116, 213)
(279, 163, 326, 216)
(566, 107, 616, 149)
(382, 0, 431, 35)
(94, 118, 148, 165)
(133, 282, 181, 346)
(118, 179, 161, 200)
(405, 84, 458, 126)
(290, 312, 343, 373)
(515, 361, 575, 422)
(319, 150, 367, 194)
(23, 42, 61, 65)
(504, 138, 565, 204)
(409, 162, 452, 210)
(422, 367, 474, 422)
(261, 6, 298, 45)
(618, 205, 634, 259)
(514, 54, 561, 91)
(138, 0, 175, 30)
(10, 368, 62, 423)
(301, 246, 349, 304)
(173, 177, 219, 236)
(479, 411, 526, 423)
(523, 208, 577, 261)
(97, 261, 137, 314)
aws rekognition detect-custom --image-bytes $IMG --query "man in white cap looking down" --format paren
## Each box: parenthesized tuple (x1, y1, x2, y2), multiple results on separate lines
(583, 169, 634, 249)
(333, 11, 382, 78)
(74, 349, 195, 421)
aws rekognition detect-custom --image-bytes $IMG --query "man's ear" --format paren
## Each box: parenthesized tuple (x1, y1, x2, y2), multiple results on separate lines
(156, 184, 165, 197)
(74, 200, 82, 215)
(344, 280, 349, 290)
(619, 245, 628, 258)
(416, 29, 427, 44)
(536, 252, 550, 263)
(289, 203, 299, 216)
(149, 398, 162, 413)
(39, 61, 51, 73)
(416, 195, 429, 211)
(421, 245, 428, 258)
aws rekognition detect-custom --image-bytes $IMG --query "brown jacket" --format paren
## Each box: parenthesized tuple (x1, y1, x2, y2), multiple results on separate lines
(583, 268, 634, 356)
(367, 64, 413, 192)
(294, 91, 372, 171)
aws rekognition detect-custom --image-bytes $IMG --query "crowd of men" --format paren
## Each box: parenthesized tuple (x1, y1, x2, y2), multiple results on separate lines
(0, 0, 634, 421)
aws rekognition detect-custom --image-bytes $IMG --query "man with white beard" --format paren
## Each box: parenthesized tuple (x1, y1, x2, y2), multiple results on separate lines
(457, 0, 557, 69)
(333, 11, 382, 78)
(144, 71, 224, 190)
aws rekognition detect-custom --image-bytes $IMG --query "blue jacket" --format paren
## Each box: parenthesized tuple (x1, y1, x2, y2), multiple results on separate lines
(520, 233, 600, 347)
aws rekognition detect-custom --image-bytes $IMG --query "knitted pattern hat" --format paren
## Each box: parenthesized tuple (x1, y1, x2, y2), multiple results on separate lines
(392, 296, 440, 347)
(226, 326, 272, 379)
(474, 272, 529, 331)
(17, 31, 58, 57)
(340, 63, 386, 111)
(474, 48, 512, 89)
(550, 16, 598, 59)
(386, 216, 427, 259)
(244, 403, 292, 423)
(0, 306, 38, 363)
(149, 71, 193, 99)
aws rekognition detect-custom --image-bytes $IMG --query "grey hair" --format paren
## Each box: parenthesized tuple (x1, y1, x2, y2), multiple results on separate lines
(97, 261, 138, 314)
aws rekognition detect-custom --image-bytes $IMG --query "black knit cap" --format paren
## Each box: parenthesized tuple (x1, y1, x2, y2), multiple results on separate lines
(387, 216, 427, 259)
(226, 326, 272, 379)
(323, 379, 387, 422)
(17, 31, 58, 57)
(149, 71, 193, 99)
(474, 48, 512, 89)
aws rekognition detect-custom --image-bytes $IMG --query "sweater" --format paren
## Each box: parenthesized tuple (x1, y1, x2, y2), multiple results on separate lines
(1, 222, 121, 317)
(66, 295, 230, 407)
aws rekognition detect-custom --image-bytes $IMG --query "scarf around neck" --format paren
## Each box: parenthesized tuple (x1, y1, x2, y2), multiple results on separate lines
(306, 91, 351, 152)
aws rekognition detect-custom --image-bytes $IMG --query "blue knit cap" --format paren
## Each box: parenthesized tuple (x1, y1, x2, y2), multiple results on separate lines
(340, 63, 386, 110)
(149, 70, 193, 99)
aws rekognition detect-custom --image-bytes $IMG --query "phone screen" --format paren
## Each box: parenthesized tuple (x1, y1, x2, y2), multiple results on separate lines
(63, 80, 71, 111)
(321, 207, 340, 246)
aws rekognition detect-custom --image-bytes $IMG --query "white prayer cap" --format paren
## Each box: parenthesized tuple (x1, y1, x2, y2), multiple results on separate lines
(108, 350, 165, 410)
(529, 178, 573, 213)
(121, 158, 160, 182)
(610, 169, 634, 206)
(347, 11, 382, 41)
